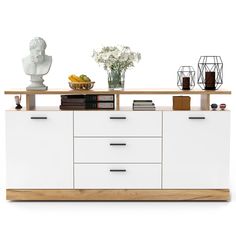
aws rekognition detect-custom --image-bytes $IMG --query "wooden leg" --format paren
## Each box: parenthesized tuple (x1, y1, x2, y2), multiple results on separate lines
(201, 94, 210, 110)
(116, 94, 120, 110)
(26, 95, 36, 110)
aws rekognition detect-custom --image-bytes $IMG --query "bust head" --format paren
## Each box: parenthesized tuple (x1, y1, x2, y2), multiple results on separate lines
(29, 37, 47, 63)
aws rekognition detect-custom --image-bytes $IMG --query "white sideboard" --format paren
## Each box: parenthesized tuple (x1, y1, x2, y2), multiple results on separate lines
(6, 110, 230, 195)
(5, 89, 231, 201)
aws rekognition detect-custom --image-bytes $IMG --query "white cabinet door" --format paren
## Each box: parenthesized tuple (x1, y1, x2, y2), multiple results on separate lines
(6, 111, 73, 189)
(163, 111, 230, 189)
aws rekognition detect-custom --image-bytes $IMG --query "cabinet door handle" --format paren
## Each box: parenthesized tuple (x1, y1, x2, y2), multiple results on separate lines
(110, 169, 126, 172)
(30, 117, 48, 119)
(109, 117, 126, 119)
(188, 117, 205, 120)
(110, 143, 127, 146)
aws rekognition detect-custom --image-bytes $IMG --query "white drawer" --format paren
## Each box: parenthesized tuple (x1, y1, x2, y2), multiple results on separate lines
(74, 111, 162, 136)
(74, 164, 161, 189)
(74, 138, 162, 163)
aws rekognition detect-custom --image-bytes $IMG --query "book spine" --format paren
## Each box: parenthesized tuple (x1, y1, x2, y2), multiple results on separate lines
(61, 95, 85, 99)
(86, 94, 114, 102)
(60, 105, 86, 110)
(86, 102, 114, 109)
(61, 99, 86, 104)
(133, 100, 153, 102)
(97, 102, 114, 109)
(97, 95, 114, 101)
(61, 102, 85, 106)
(133, 108, 156, 111)
(133, 103, 155, 106)
(86, 95, 97, 102)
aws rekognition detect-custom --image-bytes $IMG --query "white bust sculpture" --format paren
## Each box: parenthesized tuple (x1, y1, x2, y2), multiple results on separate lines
(22, 37, 52, 90)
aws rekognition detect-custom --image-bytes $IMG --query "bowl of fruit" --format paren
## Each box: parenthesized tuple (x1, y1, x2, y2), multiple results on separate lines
(68, 74, 95, 90)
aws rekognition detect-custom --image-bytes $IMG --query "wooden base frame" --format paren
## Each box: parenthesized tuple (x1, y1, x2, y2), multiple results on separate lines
(6, 189, 230, 201)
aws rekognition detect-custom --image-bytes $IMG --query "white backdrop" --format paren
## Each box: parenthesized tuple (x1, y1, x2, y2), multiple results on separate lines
(0, 0, 235, 235)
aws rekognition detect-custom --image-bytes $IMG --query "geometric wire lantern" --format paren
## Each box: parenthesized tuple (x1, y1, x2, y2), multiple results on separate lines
(177, 66, 195, 90)
(197, 56, 223, 90)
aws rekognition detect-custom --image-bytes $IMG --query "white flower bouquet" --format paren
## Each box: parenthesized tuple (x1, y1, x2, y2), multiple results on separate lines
(92, 46, 141, 89)
(92, 46, 141, 71)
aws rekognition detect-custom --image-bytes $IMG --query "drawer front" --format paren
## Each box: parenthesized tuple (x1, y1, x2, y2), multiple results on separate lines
(74, 111, 162, 136)
(74, 164, 162, 189)
(74, 138, 162, 163)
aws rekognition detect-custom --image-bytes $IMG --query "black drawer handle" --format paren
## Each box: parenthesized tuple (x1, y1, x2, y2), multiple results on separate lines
(30, 117, 47, 120)
(110, 117, 126, 119)
(188, 117, 205, 120)
(110, 143, 127, 146)
(110, 169, 126, 172)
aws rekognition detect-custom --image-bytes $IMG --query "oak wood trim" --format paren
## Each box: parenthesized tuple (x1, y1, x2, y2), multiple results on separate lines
(116, 94, 120, 110)
(4, 89, 232, 95)
(6, 189, 230, 201)
(26, 94, 35, 110)
(201, 94, 210, 110)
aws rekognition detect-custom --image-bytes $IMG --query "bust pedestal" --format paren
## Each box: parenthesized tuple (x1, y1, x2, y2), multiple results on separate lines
(26, 75, 48, 91)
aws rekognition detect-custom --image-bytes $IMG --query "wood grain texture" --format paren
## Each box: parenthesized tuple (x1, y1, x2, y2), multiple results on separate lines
(26, 94, 35, 110)
(201, 94, 210, 110)
(115, 94, 120, 110)
(6, 189, 230, 201)
(4, 88, 232, 95)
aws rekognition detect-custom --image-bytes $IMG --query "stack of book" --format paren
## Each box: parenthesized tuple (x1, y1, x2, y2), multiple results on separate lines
(60, 94, 114, 110)
(132, 99, 156, 111)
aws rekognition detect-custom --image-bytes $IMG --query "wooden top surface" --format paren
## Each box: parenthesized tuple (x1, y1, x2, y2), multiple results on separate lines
(4, 88, 232, 95)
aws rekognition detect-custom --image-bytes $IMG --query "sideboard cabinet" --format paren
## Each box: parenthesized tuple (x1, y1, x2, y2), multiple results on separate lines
(5, 89, 231, 201)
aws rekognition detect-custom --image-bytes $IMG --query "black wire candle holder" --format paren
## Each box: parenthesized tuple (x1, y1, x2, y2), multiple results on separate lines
(197, 56, 223, 90)
(177, 66, 195, 90)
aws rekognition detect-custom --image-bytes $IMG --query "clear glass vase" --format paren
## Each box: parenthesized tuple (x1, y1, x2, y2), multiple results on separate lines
(107, 69, 125, 90)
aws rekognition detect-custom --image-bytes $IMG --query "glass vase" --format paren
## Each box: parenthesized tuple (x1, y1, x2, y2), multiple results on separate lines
(107, 69, 125, 90)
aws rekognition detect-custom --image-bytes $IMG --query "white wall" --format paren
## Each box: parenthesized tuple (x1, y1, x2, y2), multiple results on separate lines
(0, 0, 235, 236)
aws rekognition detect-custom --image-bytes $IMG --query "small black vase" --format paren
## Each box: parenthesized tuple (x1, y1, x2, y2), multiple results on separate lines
(211, 103, 218, 111)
